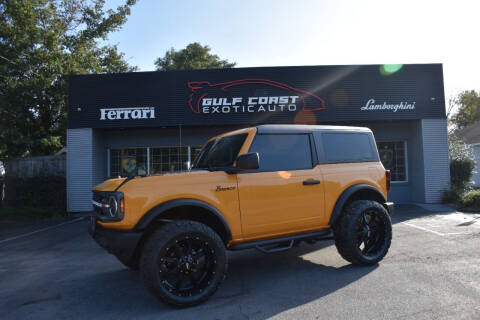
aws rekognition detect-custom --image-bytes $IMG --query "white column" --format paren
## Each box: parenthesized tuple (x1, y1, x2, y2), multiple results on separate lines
(421, 119, 450, 203)
(66, 128, 93, 212)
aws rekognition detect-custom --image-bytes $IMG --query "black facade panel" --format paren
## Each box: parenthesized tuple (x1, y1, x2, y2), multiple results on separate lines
(68, 64, 446, 129)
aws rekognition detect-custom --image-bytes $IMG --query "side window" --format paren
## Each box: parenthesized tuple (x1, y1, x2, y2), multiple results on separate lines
(317, 132, 378, 163)
(194, 134, 247, 168)
(248, 134, 312, 171)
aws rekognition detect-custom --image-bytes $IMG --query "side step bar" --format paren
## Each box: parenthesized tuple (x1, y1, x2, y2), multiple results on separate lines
(229, 229, 333, 253)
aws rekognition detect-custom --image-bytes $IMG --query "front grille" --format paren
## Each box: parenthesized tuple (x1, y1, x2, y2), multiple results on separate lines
(94, 205, 103, 215)
(92, 191, 106, 215)
(93, 191, 103, 202)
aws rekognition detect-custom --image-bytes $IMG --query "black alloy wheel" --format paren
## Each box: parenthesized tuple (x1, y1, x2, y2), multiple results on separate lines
(140, 220, 227, 307)
(334, 200, 392, 265)
(356, 209, 387, 257)
(158, 234, 216, 297)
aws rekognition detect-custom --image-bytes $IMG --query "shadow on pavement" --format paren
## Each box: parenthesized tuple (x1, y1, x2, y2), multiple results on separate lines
(60, 240, 377, 319)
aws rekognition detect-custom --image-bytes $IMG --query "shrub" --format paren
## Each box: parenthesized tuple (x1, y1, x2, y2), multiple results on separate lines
(460, 189, 480, 208)
(442, 187, 463, 204)
(450, 158, 475, 190)
(0, 206, 66, 221)
(5, 175, 66, 208)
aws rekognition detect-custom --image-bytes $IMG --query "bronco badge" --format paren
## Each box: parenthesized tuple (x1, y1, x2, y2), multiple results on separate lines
(216, 185, 236, 192)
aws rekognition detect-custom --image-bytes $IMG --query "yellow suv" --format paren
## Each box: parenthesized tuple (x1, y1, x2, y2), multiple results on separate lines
(90, 124, 393, 307)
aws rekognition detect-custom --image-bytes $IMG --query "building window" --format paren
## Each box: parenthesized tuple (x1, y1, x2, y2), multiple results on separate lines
(376, 141, 407, 182)
(150, 147, 189, 174)
(109, 146, 201, 177)
(110, 148, 148, 177)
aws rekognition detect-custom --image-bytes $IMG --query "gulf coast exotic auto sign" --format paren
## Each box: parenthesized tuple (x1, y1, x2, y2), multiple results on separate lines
(187, 79, 326, 115)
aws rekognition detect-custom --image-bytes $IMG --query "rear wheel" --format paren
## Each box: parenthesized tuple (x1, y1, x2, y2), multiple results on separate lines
(334, 200, 392, 265)
(140, 220, 227, 307)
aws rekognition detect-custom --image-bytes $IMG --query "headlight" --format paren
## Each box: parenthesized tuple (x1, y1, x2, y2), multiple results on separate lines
(107, 196, 118, 218)
(92, 191, 124, 221)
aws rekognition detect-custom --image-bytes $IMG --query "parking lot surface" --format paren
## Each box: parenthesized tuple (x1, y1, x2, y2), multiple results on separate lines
(0, 205, 479, 320)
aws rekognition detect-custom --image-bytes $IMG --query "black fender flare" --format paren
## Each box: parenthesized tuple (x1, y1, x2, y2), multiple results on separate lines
(134, 198, 232, 242)
(329, 184, 386, 227)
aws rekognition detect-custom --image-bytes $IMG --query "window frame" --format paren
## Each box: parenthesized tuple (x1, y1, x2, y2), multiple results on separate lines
(245, 133, 316, 173)
(376, 140, 408, 183)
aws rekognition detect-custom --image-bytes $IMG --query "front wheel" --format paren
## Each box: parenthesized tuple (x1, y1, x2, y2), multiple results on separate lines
(140, 220, 227, 307)
(334, 200, 392, 265)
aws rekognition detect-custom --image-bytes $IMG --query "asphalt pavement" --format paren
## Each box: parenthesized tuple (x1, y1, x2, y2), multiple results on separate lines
(0, 205, 479, 320)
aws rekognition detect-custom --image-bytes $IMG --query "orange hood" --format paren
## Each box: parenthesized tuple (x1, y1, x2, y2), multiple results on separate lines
(93, 177, 127, 192)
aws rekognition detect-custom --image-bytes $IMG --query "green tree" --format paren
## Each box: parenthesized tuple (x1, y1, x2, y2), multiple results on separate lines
(0, 0, 137, 158)
(450, 90, 480, 131)
(155, 42, 236, 71)
(446, 90, 478, 193)
(446, 91, 478, 192)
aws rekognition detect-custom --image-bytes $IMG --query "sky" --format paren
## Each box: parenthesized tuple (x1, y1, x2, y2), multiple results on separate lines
(105, 0, 479, 106)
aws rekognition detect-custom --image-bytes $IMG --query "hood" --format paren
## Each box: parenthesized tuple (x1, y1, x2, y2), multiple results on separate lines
(93, 170, 210, 192)
(93, 177, 127, 192)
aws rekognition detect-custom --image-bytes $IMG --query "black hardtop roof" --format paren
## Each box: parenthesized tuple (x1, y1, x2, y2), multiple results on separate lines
(255, 124, 372, 134)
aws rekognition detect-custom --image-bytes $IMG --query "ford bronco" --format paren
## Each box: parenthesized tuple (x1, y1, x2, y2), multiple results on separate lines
(90, 124, 393, 307)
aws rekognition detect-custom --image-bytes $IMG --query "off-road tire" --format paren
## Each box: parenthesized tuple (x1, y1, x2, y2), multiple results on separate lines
(140, 220, 227, 307)
(334, 200, 392, 265)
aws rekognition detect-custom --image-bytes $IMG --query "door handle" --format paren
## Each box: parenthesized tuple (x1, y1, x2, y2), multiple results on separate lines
(303, 179, 320, 185)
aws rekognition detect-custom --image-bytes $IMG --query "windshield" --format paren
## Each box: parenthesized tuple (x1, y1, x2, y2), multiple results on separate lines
(192, 134, 247, 169)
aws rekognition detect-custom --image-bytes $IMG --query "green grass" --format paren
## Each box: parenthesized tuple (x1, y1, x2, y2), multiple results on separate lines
(0, 206, 69, 221)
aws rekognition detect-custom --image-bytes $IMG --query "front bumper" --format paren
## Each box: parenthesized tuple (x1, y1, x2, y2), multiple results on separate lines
(89, 215, 142, 264)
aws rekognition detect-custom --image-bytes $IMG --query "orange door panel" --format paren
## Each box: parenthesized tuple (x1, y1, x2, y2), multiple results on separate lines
(237, 167, 325, 240)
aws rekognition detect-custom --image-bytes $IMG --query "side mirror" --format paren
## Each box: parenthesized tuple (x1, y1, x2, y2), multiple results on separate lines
(235, 152, 259, 171)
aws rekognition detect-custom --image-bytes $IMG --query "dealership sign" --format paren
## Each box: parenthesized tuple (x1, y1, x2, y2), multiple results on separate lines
(361, 99, 416, 112)
(99, 107, 155, 120)
(187, 79, 326, 114)
(199, 96, 299, 114)
(68, 64, 446, 129)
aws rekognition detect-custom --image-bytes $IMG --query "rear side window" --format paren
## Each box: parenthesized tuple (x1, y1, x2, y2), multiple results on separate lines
(248, 134, 312, 171)
(316, 132, 378, 163)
